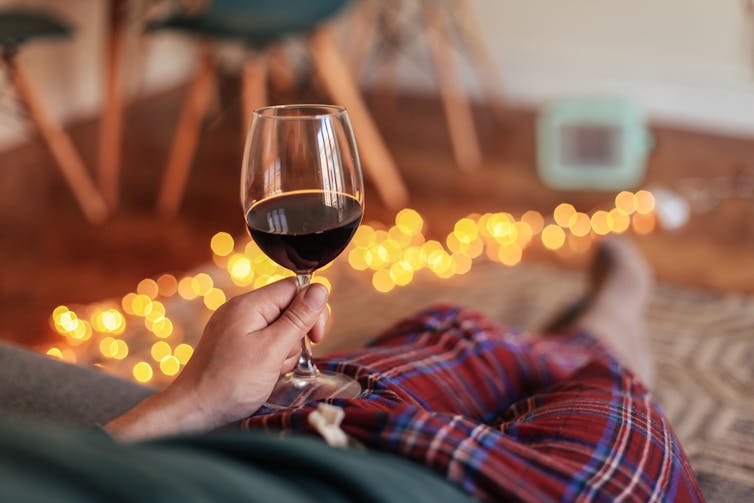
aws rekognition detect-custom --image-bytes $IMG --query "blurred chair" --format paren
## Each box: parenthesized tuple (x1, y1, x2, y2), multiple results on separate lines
(0, 9, 108, 224)
(150, 0, 409, 218)
(346, 0, 506, 172)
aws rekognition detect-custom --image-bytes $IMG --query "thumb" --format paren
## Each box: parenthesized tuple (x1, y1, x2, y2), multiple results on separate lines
(264, 283, 329, 348)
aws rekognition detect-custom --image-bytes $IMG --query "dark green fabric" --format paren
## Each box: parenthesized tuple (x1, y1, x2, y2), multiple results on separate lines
(0, 417, 477, 502)
(0, 10, 70, 47)
(147, 0, 349, 47)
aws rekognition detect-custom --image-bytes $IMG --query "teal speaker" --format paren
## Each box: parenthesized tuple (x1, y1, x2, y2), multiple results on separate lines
(537, 97, 652, 191)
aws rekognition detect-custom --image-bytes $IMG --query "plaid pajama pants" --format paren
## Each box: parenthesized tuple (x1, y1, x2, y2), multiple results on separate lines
(241, 305, 705, 503)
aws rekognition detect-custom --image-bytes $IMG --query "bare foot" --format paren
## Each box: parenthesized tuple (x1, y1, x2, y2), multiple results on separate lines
(547, 237, 655, 387)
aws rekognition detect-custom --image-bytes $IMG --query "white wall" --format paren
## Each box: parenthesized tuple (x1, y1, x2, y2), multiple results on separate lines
(388, 0, 754, 137)
(2, 0, 754, 151)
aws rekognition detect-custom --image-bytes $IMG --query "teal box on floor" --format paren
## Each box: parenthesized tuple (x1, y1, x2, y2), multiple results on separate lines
(536, 97, 653, 191)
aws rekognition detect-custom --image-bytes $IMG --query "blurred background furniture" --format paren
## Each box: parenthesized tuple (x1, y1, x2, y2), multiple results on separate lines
(0, 9, 108, 224)
(148, 0, 409, 218)
(346, 0, 506, 171)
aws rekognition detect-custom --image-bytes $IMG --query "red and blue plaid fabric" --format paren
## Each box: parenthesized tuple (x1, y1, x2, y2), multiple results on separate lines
(241, 305, 705, 502)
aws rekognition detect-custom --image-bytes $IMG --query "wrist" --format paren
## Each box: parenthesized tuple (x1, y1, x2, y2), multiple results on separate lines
(105, 384, 220, 442)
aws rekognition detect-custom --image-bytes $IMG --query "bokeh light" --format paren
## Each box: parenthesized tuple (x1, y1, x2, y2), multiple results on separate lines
(541, 224, 566, 250)
(210, 232, 235, 257)
(160, 355, 180, 376)
(615, 191, 636, 215)
(156, 274, 178, 297)
(395, 209, 423, 235)
(633, 190, 656, 215)
(133, 362, 153, 383)
(136, 279, 159, 300)
(553, 203, 576, 227)
(174, 343, 194, 365)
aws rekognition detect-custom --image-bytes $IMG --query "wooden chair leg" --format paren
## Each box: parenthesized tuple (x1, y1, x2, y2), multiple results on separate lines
(7, 53, 108, 224)
(98, 0, 128, 210)
(241, 51, 268, 135)
(452, 0, 506, 119)
(309, 26, 409, 210)
(156, 44, 216, 218)
(345, 0, 379, 79)
(267, 45, 295, 98)
(423, 5, 482, 172)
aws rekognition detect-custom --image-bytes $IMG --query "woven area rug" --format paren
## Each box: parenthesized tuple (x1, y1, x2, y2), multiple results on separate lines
(320, 260, 754, 502)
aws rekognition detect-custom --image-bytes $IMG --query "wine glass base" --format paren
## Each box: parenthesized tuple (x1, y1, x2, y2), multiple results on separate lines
(263, 371, 362, 410)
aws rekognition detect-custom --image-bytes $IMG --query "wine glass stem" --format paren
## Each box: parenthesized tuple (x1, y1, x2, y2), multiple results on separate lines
(294, 273, 320, 378)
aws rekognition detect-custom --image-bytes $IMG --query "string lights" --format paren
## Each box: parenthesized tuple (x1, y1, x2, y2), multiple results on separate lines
(44, 190, 656, 385)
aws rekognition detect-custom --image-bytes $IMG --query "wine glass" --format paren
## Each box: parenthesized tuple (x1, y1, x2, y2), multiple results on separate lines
(241, 104, 364, 409)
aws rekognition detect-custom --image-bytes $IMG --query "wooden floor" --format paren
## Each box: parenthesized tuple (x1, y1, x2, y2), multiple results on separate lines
(2, 85, 754, 346)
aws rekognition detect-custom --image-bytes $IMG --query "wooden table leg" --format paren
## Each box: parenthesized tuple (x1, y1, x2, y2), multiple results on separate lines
(423, 4, 482, 171)
(7, 53, 108, 224)
(98, 0, 128, 210)
(241, 51, 268, 136)
(156, 44, 216, 218)
(310, 26, 409, 209)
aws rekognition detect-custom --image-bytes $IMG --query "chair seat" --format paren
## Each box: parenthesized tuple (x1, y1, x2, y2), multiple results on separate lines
(147, 0, 349, 46)
(0, 10, 70, 48)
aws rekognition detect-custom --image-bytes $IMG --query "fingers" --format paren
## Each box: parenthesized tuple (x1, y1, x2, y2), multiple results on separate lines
(263, 284, 329, 350)
(309, 306, 329, 344)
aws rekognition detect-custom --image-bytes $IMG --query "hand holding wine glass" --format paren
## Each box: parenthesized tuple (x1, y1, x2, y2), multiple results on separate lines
(241, 105, 364, 408)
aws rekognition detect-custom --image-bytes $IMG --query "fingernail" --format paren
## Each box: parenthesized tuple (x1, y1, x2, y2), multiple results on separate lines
(303, 284, 328, 310)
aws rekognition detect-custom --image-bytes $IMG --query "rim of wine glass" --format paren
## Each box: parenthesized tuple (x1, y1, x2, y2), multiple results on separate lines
(252, 104, 348, 120)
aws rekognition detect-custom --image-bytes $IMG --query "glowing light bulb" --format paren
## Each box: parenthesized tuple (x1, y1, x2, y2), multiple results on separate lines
(389, 261, 414, 286)
(553, 203, 576, 228)
(112, 339, 129, 360)
(133, 362, 153, 383)
(395, 209, 423, 235)
(607, 208, 631, 234)
(149, 317, 174, 339)
(99, 336, 116, 358)
(160, 355, 180, 376)
(191, 273, 214, 296)
(615, 191, 636, 215)
(151, 341, 171, 362)
(228, 253, 254, 286)
(541, 224, 566, 250)
(174, 343, 194, 365)
(372, 269, 395, 293)
(498, 243, 522, 266)
(137, 279, 159, 299)
(402, 246, 424, 270)
(210, 232, 235, 257)
(121, 293, 137, 315)
(633, 190, 655, 215)
(631, 212, 656, 234)
(131, 294, 153, 317)
(348, 247, 369, 271)
(352, 225, 376, 247)
(145, 301, 166, 323)
(156, 274, 178, 297)
(590, 210, 611, 236)
(568, 212, 591, 237)
(520, 210, 544, 234)
(453, 218, 478, 244)
(46, 347, 63, 359)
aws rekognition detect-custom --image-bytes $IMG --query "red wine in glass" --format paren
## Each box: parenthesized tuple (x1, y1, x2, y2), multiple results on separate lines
(246, 191, 362, 274)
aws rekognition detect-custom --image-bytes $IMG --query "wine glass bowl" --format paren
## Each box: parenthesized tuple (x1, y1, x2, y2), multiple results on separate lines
(242, 105, 364, 408)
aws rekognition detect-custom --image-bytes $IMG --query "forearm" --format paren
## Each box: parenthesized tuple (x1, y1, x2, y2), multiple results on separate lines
(105, 385, 219, 442)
